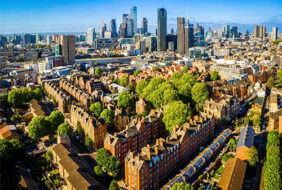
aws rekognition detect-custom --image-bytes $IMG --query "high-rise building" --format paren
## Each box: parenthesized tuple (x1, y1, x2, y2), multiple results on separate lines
(157, 8, 167, 51)
(130, 6, 137, 33)
(127, 18, 134, 37)
(35, 34, 42, 43)
(110, 19, 117, 38)
(262, 26, 266, 38)
(272, 27, 278, 41)
(100, 22, 107, 38)
(222, 25, 230, 38)
(119, 23, 127, 38)
(231, 26, 238, 37)
(46, 35, 52, 45)
(87, 28, 96, 44)
(55, 44, 62, 56)
(185, 22, 194, 51)
(142, 18, 148, 34)
(177, 17, 185, 54)
(167, 34, 177, 51)
(23, 34, 32, 44)
(145, 36, 157, 52)
(0, 36, 7, 46)
(254, 25, 259, 38)
(61, 35, 75, 65)
(259, 25, 263, 38)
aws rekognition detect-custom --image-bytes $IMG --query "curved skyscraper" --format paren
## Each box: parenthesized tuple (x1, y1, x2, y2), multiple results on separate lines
(130, 6, 137, 33)
(110, 19, 117, 38)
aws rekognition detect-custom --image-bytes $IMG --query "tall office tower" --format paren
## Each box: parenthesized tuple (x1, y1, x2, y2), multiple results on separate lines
(262, 26, 266, 38)
(0, 36, 7, 46)
(23, 34, 32, 44)
(100, 22, 107, 38)
(35, 34, 42, 43)
(167, 34, 177, 51)
(119, 23, 127, 38)
(222, 25, 230, 38)
(55, 44, 62, 56)
(259, 25, 263, 38)
(177, 17, 185, 54)
(131, 6, 137, 33)
(231, 26, 238, 37)
(12, 35, 21, 44)
(127, 18, 134, 37)
(110, 19, 117, 38)
(254, 25, 259, 38)
(46, 35, 52, 45)
(271, 27, 278, 41)
(145, 36, 157, 52)
(61, 35, 75, 65)
(87, 28, 96, 44)
(185, 22, 194, 51)
(157, 8, 167, 51)
(142, 18, 148, 34)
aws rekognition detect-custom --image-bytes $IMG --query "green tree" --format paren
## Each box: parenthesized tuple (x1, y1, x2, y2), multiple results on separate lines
(32, 88, 43, 101)
(277, 70, 282, 87)
(173, 74, 196, 102)
(94, 165, 105, 177)
(142, 77, 165, 98)
(128, 84, 134, 91)
(266, 130, 280, 150)
(100, 109, 114, 125)
(8, 88, 25, 107)
(76, 122, 84, 137)
(120, 75, 129, 87)
(243, 117, 250, 126)
(96, 148, 111, 167)
(90, 102, 103, 117)
(228, 138, 237, 152)
(133, 69, 142, 77)
(170, 182, 194, 190)
(105, 156, 121, 176)
(152, 66, 158, 71)
(46, 110, 64, 132)
(9, 139, 23, 157)
(45, 151, 53, 163)
(109, 180, 119, 190)
(191, 83, 209, 110)
(95, 68, 101, 75)
(163, 101, 192, 133)
(85, 136, 93, 146)
(0, 139, 14, 164)
(266, 77, 275, 89)
(28, 116, 49, 140)
(246, 146, 258, 166)
(57, 123, 73, 137)
(210, 71, 219, 81)
(136, 80, 148, 96)
(182, 66, 189, 73)
(117, 91, 134, 107)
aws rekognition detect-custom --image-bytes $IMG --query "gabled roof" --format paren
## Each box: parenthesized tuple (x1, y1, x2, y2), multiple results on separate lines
(237, 126, 255, 149)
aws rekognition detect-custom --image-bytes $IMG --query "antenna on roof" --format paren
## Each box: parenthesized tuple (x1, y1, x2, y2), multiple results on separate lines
(186, 6, 190, 23)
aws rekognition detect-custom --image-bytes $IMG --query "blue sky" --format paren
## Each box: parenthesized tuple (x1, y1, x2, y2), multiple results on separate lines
(0, 0, 281, 34)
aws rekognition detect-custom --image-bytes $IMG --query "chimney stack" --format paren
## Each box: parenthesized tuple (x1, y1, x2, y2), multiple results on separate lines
(155, 147, 158, 155)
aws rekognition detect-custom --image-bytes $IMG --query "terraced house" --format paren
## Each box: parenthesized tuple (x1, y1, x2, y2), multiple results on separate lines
(70, 104, 107, 149)
(124, 114, 215, 190)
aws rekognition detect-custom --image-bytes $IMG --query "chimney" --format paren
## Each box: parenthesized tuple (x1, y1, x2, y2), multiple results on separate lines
(114, 132, 117, 137)
(147, 150, 151, 160)
(160, 139, 164, 147)
(156, 139, 160, 145)
(147, 144, 150, 150)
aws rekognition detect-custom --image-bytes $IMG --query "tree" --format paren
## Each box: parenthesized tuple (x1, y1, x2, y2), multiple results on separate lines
(163, 101, 192, 133)
(170, 182, 194, 190)
(109, 180, 119, 190)
(191, 83, 209, 110)
(136, 80, 148, 96)
(28, 116, 49, 140)
(94, 165, 105, 177)
(152, 66, 158, 71)
(46, 110, 64, 132)
(95, 68, 101, 75)
(85, 136, 93, 146)
(266, 77, 275, 89)
(266, 130, 280, 150)
(32, 88, 43, 101)
(128, 84, 134, 91)
(105, 156, 121, 176)
(45, 151, 53, 163)
(117, 91, 134, 107)
(8, 88, 25, 107)
(76, 122, 84, 137)
(133, 69, 142, 77)
(182, 66, 189, 73)
(228, 138, 237, 152)
(120, 75, 129, 87)
(96, 148, 111, 167)
(173, 74, 196, 103)
(210, 71, 219, 81)
(57, 123, 73, 137)
(277, 70, 282, 87)
(0, 139, 14, 164)
(100, 109, 114, 125)
(243, 117, 250, 126)
(246, 146, 258, 166)
(90, 102, 103, 117)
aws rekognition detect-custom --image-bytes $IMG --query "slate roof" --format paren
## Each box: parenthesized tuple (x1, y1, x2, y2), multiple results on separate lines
(236, 126, 255, 149)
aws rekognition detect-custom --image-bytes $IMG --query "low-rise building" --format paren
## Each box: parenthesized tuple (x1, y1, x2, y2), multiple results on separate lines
(236, 126, 255, 160)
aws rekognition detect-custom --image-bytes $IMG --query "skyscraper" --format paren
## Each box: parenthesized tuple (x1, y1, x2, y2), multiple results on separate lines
(61, 35, 75, 65)
(55, 44, 62, 56)
(142, 18, 148, 34)
(119, 23, 127, 38)
(127, 18, 134, 37)
(130, 6, 137, 33)
(177, 17, 185, 54)
(87, 28, 96, 44)
(46, 35, 52, 45)
(157, 8, 167, 51)
(259, 25, 263, 38)
(262, 26, 266, 38)
(271, 27, 278, 41)
(36, 34, 42, 43)
(185, 22, 194, 51)
(100, 22, 107, 38)
(110, 19, 117, 38)
(231, 26, 238, 37)
(254, 25, 259, 38)
(222, 25, 230, 38)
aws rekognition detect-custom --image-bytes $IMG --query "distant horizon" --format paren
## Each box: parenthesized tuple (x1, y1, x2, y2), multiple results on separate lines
(0, 0, 281, 34)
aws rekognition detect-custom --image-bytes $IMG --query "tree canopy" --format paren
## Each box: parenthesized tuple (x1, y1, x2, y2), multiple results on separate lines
(133, 69, 142, 77)
(120, 75, 129, 87)
(46, 110, 64, 132)
(182, 66, 189, 73)
(245, 146, 258, 166)
(136, 80, 148, 96)
(94, 165, 105, 177)
(8, 87, 44, 107)
(28, 116, 50, 140)
(100, 109, 114, 125)
(191, 83, 209, 110)
(109, 180, 119, 190)
(170, 182, 194, 190)
(266, 77, 275, 89)
(57, 123, 73, 137)
(95, 68, 101, 75)
(210, 71, 219, 81)
(90, 102, 103, 117)
(117, 91, 134, 107)
(163, 101, 192, 133)
(96, 148, 121, 176)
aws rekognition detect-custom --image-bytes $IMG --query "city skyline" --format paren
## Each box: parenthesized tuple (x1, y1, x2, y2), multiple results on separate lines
(0, 0, 282, 34)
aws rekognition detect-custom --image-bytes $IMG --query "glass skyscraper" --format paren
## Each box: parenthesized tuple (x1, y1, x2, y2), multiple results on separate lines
(87, 28, 96, 44)
(157, 8, 167, 51)
(130, 6, 137, 33)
